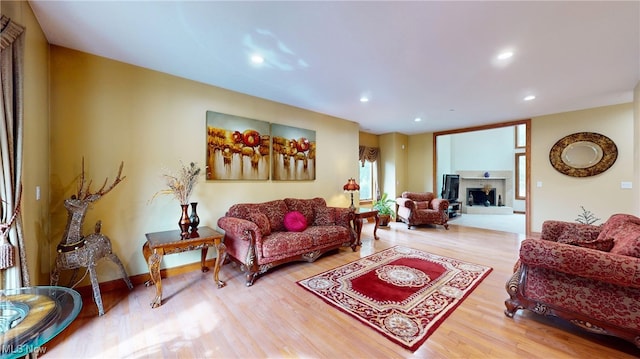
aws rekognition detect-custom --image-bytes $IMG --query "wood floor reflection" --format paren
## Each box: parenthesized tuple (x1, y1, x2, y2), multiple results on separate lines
(43, 222, 640, 358)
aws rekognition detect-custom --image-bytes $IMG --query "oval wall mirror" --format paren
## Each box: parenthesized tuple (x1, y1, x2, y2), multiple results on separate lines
(549, 132, 617, 177)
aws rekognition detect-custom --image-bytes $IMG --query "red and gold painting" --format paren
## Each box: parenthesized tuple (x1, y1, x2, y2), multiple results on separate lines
(206, 111, 270, 180)
(271, 124, 316, 181)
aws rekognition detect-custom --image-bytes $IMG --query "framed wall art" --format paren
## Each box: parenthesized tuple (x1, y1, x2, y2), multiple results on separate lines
(206, 111, 270, 180)
(271, 124, 316, 181)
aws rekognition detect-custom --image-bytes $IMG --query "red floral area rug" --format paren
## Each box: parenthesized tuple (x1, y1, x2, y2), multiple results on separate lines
(297, 246, 492, 351)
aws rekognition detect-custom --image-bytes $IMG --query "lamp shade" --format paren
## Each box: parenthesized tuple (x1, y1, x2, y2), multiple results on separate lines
(343, 178, 360, 192)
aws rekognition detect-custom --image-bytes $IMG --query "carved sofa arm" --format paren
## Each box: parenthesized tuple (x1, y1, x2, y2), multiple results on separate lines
(217, 216, 261, 242)
(519, 238, 640, 289)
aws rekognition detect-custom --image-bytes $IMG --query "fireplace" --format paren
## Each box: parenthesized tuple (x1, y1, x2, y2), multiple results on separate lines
(457, 171, 513, 214)
(467, 188, 496, 206)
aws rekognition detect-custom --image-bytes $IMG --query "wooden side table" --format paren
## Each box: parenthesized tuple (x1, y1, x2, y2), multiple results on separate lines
(142, 226, 225, 308)
(353, 208, 379, 246)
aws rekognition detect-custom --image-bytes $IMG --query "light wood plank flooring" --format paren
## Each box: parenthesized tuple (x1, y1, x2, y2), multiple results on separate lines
(43, 222, 640, 358)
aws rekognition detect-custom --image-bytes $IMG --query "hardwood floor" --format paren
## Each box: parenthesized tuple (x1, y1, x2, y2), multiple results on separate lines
(43, 222, 640, 358)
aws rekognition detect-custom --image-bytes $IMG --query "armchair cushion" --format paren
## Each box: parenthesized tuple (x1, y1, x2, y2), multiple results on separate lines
(416, 201, 429, 209)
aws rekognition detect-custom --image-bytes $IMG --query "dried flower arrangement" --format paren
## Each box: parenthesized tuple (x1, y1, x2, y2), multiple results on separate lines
(152, 161, 202, 205)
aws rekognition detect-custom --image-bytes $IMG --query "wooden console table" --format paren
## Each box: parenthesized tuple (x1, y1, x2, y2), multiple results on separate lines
(142, 226, 226, 308)
(353, 208, 379, 246)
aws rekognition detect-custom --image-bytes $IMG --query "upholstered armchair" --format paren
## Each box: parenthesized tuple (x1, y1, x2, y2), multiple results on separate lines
(395, 192, 449, 229)
(505, 214, 640, 348)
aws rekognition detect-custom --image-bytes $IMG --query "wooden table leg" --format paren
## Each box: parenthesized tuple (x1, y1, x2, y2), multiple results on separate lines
(355, 217, 364, 246)
(373, 213, 380, 240)
(200, 247, 210, 272)
(147, 250, 163, 308)
(213, 240, 226, 288)
(142, 242, 154, 286)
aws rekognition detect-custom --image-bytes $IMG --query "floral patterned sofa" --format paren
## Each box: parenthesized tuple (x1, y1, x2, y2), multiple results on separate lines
(505, 213, 640, 348)
(217, 198, 356, 286)
(395, 192, 450, 229)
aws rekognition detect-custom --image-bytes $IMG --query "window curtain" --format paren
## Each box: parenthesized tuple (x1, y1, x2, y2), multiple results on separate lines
(359, 146, 381, 200)
(0, 15, 29, 289)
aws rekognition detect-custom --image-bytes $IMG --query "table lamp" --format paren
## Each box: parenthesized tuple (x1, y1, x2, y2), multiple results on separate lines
(343, 178, 360, 210)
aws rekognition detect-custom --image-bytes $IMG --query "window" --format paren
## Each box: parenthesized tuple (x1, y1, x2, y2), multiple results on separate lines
(515, 123, 526, 148)
(359, 160, 374, 201)
(515, 153, 526, 200)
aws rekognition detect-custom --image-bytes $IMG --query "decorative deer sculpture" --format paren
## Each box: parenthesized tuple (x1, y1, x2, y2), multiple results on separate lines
(50, 159, 133, 316)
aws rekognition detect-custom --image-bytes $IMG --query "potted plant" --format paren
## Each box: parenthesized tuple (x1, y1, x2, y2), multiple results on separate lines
(372, 193, 395, 226)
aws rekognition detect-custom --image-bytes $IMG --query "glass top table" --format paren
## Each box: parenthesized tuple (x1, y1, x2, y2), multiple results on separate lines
(1, 286, 82, 359)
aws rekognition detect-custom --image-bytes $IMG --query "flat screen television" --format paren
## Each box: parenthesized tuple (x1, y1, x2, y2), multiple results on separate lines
(441, 174, 460, 201)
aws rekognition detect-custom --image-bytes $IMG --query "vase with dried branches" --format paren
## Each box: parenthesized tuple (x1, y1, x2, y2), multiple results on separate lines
(153, 161, 202, 238)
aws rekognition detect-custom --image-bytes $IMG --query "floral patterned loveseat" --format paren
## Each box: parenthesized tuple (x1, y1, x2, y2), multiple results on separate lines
(505, 213, 640, 348)
(217, 198, 356, 286)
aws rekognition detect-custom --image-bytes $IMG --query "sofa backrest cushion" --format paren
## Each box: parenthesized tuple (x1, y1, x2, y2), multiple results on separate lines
(599, 214, 640, 257)
(284, 197, 326, 224)
(556, 223, 613, 252)
(284, 211, 308, 232)
(314, 206, 336, 226)
(402, 192, 434, 203)
(248, 211, 271, 236)
(256, 200, 289, 232)
(227, 200, 289, 232)
(415, 201, 429, 209)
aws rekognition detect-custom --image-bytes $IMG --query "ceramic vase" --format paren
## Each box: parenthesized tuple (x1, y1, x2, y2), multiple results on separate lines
(179, 204, 191, 239)
(189, 202, 200, 232)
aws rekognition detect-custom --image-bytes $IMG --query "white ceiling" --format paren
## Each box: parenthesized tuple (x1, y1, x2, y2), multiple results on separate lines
(28, 1, 640, 135)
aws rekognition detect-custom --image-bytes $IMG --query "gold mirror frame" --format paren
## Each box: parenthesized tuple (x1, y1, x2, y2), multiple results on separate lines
(549, 132, 617, 177)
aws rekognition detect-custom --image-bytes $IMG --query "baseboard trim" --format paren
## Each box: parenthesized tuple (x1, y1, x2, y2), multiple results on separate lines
(72, 258, 218, 297)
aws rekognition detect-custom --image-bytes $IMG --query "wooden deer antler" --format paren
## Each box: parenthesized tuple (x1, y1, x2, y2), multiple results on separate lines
(76, 158, 126, 202)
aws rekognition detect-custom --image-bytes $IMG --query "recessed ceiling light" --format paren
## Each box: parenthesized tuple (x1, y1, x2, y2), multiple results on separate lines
(414, 117, 422, 122)
(497, 51, 514, 60)
(360, 96, 369, 103)
(523, 95, 536, 101)
(250, 54, 264, 64)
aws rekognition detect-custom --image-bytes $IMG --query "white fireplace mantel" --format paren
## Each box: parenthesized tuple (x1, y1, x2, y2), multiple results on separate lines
(456, 171, 514, 214)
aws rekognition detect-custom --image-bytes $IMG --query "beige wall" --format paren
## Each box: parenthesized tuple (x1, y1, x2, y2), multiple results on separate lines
(49, 47, 359, 282)
(530, 103, 635, 230)
(407, 133, 434, 193)
(2, 1, 51, 284)
(358, 131, 378, 148)
(378, 133, 408, 198)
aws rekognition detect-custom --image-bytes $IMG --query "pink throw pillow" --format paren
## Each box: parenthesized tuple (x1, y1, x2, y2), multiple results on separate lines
(284, 211, 308, 232)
